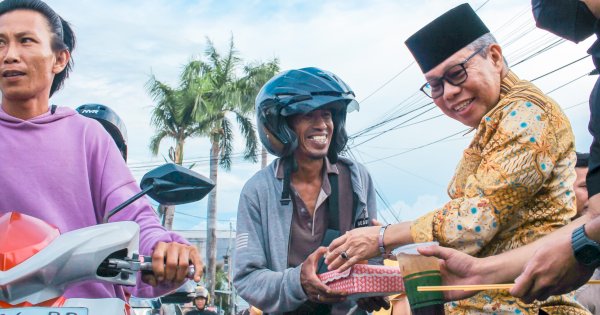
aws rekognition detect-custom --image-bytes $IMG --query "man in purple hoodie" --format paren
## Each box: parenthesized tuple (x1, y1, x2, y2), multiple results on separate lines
(0, 0, 202, 301)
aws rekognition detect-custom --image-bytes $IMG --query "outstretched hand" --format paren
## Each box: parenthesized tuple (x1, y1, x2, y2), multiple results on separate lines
(142, 241, 203, 287)
(510, 234, 595, 303)
(417, 244, 486, 301)
(301, 247, 347, 304)
(325, 226, 380, 272)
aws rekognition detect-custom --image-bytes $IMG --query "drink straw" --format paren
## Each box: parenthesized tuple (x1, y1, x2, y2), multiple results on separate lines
(418, 280, 600, 292)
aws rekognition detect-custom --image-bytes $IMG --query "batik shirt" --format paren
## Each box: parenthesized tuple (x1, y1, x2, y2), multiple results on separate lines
(411, 71, 588, 314)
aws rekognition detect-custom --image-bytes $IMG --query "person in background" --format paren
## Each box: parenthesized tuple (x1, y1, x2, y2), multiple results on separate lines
(76, 103, 128, 161)
(185, 287, 217, 315)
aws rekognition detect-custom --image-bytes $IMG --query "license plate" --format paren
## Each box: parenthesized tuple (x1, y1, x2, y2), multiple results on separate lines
(0, 307, 88, 315)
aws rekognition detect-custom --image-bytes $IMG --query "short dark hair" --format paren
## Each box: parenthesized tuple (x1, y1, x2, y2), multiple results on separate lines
(0, 0, 75, 96)
(576, 152, 589, 168)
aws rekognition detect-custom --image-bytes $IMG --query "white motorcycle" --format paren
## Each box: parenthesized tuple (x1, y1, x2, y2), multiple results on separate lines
(0, 163, 214, 315)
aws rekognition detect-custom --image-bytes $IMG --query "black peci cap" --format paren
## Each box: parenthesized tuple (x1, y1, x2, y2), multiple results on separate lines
(405, 3, 490, 73)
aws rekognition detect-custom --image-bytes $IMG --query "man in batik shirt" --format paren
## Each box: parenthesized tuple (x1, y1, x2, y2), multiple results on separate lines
(325, 4, 588, 314)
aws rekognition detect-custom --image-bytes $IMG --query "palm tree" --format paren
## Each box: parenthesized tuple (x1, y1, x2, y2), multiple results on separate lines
(183, 37, 260, 299)
(241, 59, 280, 168)
(146, 69, 210, 230)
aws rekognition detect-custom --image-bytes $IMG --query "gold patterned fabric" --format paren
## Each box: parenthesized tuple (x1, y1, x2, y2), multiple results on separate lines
(411, 71, 588, 314)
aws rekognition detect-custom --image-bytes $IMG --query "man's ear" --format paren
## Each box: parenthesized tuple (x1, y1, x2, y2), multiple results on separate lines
(488, 44, 504, 71)
(52, 49, 70, 74)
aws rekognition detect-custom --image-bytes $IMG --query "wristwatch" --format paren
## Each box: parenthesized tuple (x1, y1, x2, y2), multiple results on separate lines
(571, 224, 600, 268)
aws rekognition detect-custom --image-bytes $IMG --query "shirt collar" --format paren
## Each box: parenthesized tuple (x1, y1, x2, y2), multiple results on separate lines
(276, 157, 339, 181)
(499, 70, 520, 101)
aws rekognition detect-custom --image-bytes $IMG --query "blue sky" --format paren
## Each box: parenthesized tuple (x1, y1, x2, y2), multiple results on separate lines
(46, 0, 595, 230)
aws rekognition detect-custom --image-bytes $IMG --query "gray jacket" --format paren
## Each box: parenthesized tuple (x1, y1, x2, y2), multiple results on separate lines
(233, 157, 378, 314)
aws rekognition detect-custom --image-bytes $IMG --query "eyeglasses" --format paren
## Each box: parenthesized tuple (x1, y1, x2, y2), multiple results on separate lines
(420, 47, 485, 99)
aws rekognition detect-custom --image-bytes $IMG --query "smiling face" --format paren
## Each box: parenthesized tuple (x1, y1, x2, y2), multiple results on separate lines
(0, 9, 68, 102)
(289, 108, 334, 161)
(424, 44, 504, 128)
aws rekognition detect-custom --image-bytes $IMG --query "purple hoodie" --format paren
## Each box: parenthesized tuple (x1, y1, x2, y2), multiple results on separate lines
(0, 106, 189, 300)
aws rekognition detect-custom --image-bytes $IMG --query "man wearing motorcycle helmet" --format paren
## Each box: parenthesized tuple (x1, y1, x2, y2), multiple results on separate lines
(233, 67, 389, 314)
(76, 104, 128, 161)
(0, 0, 202, 303)
(185, 287, 217, 315)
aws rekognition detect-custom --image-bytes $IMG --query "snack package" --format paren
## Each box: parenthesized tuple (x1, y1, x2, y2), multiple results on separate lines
(318, 264, 405, 299)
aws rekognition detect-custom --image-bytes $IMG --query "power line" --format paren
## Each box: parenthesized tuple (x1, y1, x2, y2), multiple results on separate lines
(346, 148, 397, 224)
(506, 33, 557, 60)
(510, 38, 565, 67)
(129, 54, 587, 172)
(348, 2, 544, 144)
(475, 0, 491, 11)
(349, 45, 587, 148)
(564, 100, 588, 110)
(547, 70, 597, 94)
(350, 31, 568, 146)
(174, 210, 236, 222)
(356, 0, 493, 107)
(363, 128, 470, 165)
(130, 58, 591, 173)
(354, 148, 445, 189)
(350, 100, 432, 139)
(530, 55, 590, 82)
(350, 103, 435, 147)
(359, 61, 416, 104)
(492, 7, 530, 38)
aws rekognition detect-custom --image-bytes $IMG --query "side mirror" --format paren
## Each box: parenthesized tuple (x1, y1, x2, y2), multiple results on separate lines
(104, 163, 215, 222)
(141, 163, 215, 205)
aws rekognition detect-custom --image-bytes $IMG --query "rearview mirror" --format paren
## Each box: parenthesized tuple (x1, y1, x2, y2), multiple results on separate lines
(104, 163, 215, 222)
(141, 164, 215, 205)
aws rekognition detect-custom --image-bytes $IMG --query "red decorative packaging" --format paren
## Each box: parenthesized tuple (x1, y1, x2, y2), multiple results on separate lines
(318, 264, 405, 299)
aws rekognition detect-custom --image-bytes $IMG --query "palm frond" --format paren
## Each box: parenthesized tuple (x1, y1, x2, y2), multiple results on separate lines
(149, 130, 169, 156)
(218, 117, 234, 170)
(234, 110, 258, 162)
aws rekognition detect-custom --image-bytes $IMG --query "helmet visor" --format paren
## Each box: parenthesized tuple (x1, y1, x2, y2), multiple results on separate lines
(279, 92, 359, 117)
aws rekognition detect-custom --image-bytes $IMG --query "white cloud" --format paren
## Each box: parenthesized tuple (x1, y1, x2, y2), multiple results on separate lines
(387, 194, 445, 222)
(44, 0, 596, 229)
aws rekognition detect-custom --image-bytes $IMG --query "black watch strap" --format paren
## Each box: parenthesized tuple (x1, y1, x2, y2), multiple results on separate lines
(571, 225, 600, 268)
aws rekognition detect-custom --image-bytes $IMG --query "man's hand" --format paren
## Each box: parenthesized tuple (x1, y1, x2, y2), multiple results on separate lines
(356, 296, 390, 312)
(510, 233, 595, 303)
(301, 247, 347, 304)
(142, 241, 203, 286)
(325, 226, 380, 272)
(417, 245, 487, 301)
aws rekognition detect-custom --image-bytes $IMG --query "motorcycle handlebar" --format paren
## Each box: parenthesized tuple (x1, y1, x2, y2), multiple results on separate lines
(138, 255, 196, 279)
(105, 255, 195, 279)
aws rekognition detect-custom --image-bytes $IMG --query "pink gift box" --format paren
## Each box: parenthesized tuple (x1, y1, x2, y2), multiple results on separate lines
(318, 264, 405, 299)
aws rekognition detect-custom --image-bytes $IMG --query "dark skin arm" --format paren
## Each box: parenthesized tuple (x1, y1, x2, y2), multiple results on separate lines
(510, 194, 600, 302)
(418, 204, 600, 302)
